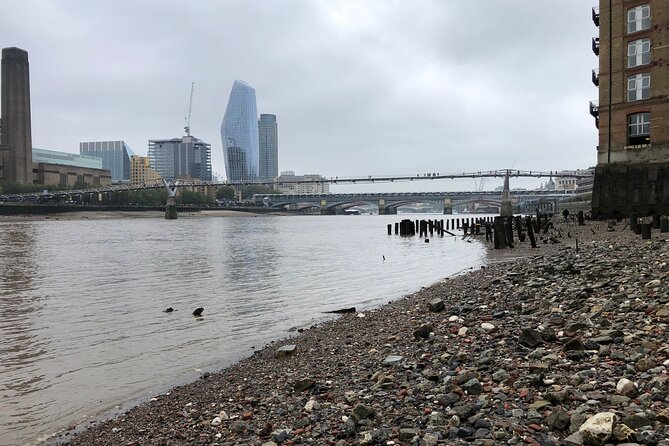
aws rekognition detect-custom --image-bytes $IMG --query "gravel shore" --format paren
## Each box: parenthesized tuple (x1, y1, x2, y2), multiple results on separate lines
(49, 218, 669, 446)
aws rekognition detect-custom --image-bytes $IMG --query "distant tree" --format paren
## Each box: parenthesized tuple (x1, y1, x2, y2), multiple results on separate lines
(215, 185, 236, 200)
(241, 184, 278, 199)
(177, 190, 214, 205)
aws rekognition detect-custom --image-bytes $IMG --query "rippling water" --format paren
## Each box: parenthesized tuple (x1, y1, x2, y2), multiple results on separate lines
(0, 214, 486, 446)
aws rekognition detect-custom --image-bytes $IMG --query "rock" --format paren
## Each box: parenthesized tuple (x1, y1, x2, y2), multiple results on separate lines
(519, 328, 544, 348)
(529, 400, 551, 410)
(421, 432, 439, 446)
(462, 378, 483, 395)
(622, 414, 652, 429)
(211, 416, 222, 426)
(645, 279, 661, 288)
(546, 406, 571, 431)
(192, 307, 204, 316)
(616, 378, 639, 398)
(480, 322, 495, 331)
(437, 392, 460, 406)
(414, 324, 434, 339)
(294, 378, 315, 391)
(229, 420, 247, 434)
(399, 428, 417, 441)
(275, 344, 297, 358)
(458, 327, 468, 336)
(561, 432, 584, 446)
(383, 355, 403, 365)
(578, 412, 614, 445)
(351, 403, 375, 422)
(262, 442, 278, 446)
(304, 399, 320, 412)
(428, 298, 445, 312)
(563, 338, 585, 351)
(163, 307, 174, 313)
(492, 369, 509, 382)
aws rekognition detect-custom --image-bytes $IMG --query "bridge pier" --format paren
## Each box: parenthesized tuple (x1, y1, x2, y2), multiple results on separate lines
(164, 179, 178, 219)
(500, 171, 513, 217)
(443, 197, 453, 214)
(378, 198, 386, 215)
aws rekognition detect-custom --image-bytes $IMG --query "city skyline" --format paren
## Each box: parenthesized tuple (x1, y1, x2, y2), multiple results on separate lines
(1, 1, 597, 192)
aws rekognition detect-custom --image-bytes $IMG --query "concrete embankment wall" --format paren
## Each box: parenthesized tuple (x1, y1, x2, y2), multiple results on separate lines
(0, 204, 201, 215)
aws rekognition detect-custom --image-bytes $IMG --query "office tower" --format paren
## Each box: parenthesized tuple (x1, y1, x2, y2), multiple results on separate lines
(79, 141, 134, 182)
(590, 1, 669, 217)
(221, 80, 259, 182)
(148, 135, 212, 181)
(0, 47, 33, 184)
(258, 114, 278, 182)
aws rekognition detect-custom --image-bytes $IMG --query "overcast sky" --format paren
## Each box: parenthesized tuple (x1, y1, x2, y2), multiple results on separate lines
(1, 0, 598, 192)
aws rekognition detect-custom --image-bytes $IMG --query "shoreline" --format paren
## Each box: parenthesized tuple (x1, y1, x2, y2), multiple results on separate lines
(45, 219, 669, 445)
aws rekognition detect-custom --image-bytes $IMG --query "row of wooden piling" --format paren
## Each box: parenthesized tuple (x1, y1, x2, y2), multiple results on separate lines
(629, 213, 669, 239)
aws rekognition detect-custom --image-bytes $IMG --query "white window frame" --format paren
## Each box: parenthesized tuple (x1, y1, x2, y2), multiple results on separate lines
(627, 39, 651, 68)
(628, 112, 650, 137)
(627, 73, 650, 101)
(627, 5, 650, 33)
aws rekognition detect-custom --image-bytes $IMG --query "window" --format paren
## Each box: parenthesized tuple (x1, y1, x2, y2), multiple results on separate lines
(628, 112, 650, 145)
(627, 5, 650, 33)
(628, 39, 650, 67)
(627, 73, 650, 101)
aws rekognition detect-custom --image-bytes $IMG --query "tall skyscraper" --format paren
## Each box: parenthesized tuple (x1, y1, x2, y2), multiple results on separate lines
(79, 140, 134, 181)
(0, 47, 33, 184)
(148, 135, 212, 181)
(258, 114, 278, 182)
(221, 80, 259, 182)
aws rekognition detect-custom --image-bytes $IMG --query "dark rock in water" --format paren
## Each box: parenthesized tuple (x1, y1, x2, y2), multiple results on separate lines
(519, 328, 544, 347)
(192, 307, 204, 316)
(163, 307, 174, 313)
(323, 307, 356, 314)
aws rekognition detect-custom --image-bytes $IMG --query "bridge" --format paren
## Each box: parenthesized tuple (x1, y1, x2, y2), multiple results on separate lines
(0, 169, 591, 217)
(257, 189, 579, 215)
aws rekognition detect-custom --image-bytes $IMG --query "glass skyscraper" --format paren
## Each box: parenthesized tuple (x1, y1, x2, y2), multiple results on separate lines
(221, 80, 259, 182)
(258, 114, 278, 182)
(79, 140, 134, 182)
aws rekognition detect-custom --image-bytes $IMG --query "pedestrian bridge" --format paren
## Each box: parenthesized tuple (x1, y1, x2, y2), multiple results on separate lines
(256, 190, 577, 214)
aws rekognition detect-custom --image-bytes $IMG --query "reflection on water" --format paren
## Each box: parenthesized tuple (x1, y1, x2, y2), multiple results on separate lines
(0, 214, 486, 446)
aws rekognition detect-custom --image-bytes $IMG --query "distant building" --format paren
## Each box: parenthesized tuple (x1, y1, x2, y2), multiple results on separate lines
(32, 148, 110, 187)
(221, 80, 259, 182)
(79, 141, 134, 182)
(275, 171, 330, 194)
(130, 155, 161, 186)
(148, 135, 212, 181)
(258, 114, 278, 182)
(555, 169, 593, 191)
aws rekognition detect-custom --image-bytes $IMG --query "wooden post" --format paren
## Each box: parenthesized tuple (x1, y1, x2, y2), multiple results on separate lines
(493, 216, 507, 249)
(661, 216, 669, 233)
(630, 212, 638, 233)
(387, 224, 392, 235)
(642, 223, 651, 239)
(395, 222, 399, 235)
(526, 216, 537, 248)
(514, 215, 524, 242)
(505, 216, 514, 247)
(577, 210, 585, 226)
(652, 213, 661, 229)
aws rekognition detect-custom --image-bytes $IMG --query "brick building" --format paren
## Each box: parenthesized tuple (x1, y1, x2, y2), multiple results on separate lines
(591, 0, 669, 217)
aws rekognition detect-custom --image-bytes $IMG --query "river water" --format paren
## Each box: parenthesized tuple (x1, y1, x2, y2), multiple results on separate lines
(0, 213, 486, 446)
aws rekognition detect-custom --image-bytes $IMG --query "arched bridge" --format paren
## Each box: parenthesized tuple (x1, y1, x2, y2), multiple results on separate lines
(256, 190, 577, 215)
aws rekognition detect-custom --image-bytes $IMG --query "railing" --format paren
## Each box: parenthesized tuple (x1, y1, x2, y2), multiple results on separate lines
(591, 69, 599, 87)
(592, 37, 600, 56)
(589, 101, 599, 117)
(592, 7, 600, 27)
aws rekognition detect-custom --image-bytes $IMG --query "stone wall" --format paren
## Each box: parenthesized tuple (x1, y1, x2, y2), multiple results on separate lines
(592, 161, 669, 218)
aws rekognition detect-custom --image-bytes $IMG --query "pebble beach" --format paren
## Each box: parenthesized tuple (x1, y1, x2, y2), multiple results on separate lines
(47, 218, 669, 446)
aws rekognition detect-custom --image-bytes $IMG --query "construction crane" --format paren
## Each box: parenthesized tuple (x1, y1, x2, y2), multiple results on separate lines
(184, 82, 194, 136)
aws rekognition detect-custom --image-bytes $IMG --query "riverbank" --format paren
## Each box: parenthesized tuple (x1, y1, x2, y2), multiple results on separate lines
(49, 219, 669, 446)
(0, 209, 292, 222)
